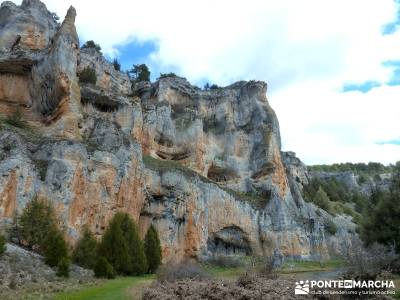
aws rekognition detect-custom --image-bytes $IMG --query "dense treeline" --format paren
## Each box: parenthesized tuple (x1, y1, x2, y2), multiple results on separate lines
(304, 162, 400, 256)
(308, 162, 394, 175)
(303, 177, 366, 222)
(4, 197, 162, 279)
(361, 162, 400, 254)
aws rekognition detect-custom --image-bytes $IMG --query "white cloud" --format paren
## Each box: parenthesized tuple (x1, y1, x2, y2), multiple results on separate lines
(11, 0, 400, 164)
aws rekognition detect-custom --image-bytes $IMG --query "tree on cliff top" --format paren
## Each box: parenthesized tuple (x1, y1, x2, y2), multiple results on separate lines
(81, 40, 102, 54)
(72, 226, 98, 270)
(144, 225, 162, 273)
(128, 64, 150, 83)
(98, 212, 147, 275)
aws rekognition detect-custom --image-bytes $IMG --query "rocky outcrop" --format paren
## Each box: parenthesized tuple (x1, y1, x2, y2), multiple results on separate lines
(0, 0, 82, 139)
(0, 0, 356, 263)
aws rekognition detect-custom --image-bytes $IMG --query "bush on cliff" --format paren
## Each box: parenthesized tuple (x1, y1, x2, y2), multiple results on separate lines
(72, 226, 98, 270)
(98, 212, 147, 275)
(19, 196, 57, 252)
(4, 108, 29, 129)
(144, 225, 162, 273)
(324, 219, 337, 235)
(113, 58, 121, 71)
(81, 40, 102, 53)
(79, 66, 97, 84)
(0, 233, 6, 257)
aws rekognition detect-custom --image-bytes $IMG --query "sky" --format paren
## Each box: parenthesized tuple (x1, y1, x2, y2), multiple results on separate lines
(12, 0, 400, 165)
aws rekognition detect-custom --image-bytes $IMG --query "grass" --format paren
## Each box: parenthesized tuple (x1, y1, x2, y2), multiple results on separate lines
(392, 276, 400, 299)
(54, 275, 155, 300)
(203, 265, 244, 279)
(281, 259, 345, 274)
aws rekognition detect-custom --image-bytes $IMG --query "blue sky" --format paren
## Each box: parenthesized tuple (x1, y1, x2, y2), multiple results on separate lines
(11, 0, 400, 164)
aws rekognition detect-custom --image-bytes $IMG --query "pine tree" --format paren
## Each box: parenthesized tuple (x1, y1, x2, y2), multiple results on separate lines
(0, 233, 6, 257)
(98, 214, 130, 274)
(72, 226, 98, 270)
(94, 256, 115, 279)
(19, 197, 56, 252)
(144, 225, 162, 273)
(57, 257, 70, 278)
(44, 228, 69, 268)
(98, 212, 147, 275)
(313, 187, 333, 214)
(119, 214, 147, 275)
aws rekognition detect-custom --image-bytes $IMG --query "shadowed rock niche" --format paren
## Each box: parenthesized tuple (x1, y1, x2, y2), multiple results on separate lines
(0, 0, 82, 138)
(207, 226, 252, 256)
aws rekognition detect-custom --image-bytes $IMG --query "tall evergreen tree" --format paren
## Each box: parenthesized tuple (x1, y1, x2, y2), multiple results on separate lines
(98, 214, 130, 274)
(144, 225, 162, 273)
(44, 228, 69, 268)
(19, 197, 56, 252)
(72, 226, 98, 270)
(119, 214, 148, 275)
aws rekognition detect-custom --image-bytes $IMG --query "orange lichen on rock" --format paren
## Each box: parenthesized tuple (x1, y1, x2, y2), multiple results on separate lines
(0, 170, 17, 218)
(271, 149, 289, 199)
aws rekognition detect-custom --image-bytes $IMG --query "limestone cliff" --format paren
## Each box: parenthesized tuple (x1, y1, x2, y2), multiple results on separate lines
(0, 0, 356, 262)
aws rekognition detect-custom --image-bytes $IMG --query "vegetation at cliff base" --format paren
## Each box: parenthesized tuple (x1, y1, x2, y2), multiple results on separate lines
(97, 212, 147, 276)
(16, 196, 70, 276)
(144, 225, 162, 273)
(73, 226, 98, 270)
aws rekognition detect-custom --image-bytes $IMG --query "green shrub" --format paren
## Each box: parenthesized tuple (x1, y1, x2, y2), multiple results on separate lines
(4, 109, 29, 129)
(57, 257, 70, 278)
(144, 225, 162, 273)
(113, 59, 121, 71)
(72, 226, 98, 270)
(81, 40, 102, 53)
(0, 234, 6, 257)
(158, 72, 176, 79)
(324, 219, 337, 235)
(98, 212, 147, 275)
(44, 228, 69, 268)
(313, 187, 334, 215)
(94, 256, 115, 279)
(79, 67, 97, 84)
(20, 197, 57, 252)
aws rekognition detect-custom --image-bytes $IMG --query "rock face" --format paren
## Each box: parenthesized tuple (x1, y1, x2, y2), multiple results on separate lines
(0, 0, 356, 263)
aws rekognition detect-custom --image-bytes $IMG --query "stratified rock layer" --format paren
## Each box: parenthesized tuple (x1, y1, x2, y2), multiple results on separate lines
(0, 0, 356, 263)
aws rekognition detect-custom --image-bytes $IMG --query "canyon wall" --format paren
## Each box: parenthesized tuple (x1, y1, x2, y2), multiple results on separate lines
(0, 0, 356, 262)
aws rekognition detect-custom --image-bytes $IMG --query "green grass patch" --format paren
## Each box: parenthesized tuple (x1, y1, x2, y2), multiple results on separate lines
(281, 259, 345, 274)
(54, 275, 154, 300)
(202, 265, 244, 279)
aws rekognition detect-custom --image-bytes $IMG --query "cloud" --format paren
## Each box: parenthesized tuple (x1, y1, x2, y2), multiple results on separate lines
(10, 0, 400, 164)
